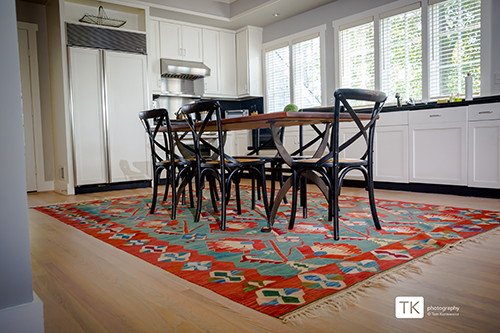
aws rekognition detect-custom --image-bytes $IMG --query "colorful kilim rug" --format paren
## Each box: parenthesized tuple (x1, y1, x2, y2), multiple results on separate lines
(35, 186, 500, 321)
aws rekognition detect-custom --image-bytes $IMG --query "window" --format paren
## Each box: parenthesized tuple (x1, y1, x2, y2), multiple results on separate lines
(428, 0, 481, 99)
(265, 44, 290, 113)
(339, 18, 375, 91)
(334, 0, 482, 103)
(264, 28, 323, 112)
(380, 3, 422, 104)
(293, 35, 321, 108)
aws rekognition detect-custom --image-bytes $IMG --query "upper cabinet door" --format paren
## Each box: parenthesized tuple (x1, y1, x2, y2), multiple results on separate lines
(236, 27, 262, 97)
(159, 22, 182, 60)
(182, 25, 203, 62)
(220, 31, 237, 97)
(236, 30, 248, 96)
(202, 29, 220, 95)
(148, 20, 162, 93)
(159, 21, 202, 62)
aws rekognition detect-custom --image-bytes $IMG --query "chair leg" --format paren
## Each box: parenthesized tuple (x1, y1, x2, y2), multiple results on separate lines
(235, 173, 242, 215)
(279, 165, 288, 204)
(188, 175, 194, 208)
(301, 177, 308, 218)
(209, 174, 219, 213)
(332, 173, 340, 240)
(150, 168, 160, 214)
(171, 180, 177, 220)
(194, 172, 204, 223)
(288, 170, 299, 230)
(220, 174, 227, 231)
(257, 170, 261, 201)
(367, 175, 381, 230)
(163, 172, 170, 202)
(251, 171, 256, 210)
(269, 165, 276, 208)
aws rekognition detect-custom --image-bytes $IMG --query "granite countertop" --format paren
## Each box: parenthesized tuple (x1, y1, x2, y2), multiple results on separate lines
(300, 95, 500, 114)
(379, 95, 500, 113)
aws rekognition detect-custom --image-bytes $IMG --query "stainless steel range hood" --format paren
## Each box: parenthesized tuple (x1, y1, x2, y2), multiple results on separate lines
(160, 58, 211, 80)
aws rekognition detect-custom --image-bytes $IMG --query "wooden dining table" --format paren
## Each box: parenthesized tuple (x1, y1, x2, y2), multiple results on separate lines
(166, 109, 373, 230)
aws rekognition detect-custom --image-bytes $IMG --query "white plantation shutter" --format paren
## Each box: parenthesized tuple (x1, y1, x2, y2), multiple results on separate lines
(339, 18, 375, 94)
(428, 0, 481, 99)
(292, 34, 321, 108)
(265, 44, 290, 113)
(380, 3, 422, 104)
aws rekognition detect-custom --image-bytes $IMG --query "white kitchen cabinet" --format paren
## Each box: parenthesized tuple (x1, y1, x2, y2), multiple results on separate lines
(374, 111, 409, 183)
(468, 103, 500, 188)
(202, 28, 220, 95)
(202, 29, 237, 97)
(225, 131, 249, 156)
(219, 31, 237, 97)
(236, 26, 262, 97)
(148, 19, 162, 93)
(160, 21, 202, 62)
(409, 107, 468, 186)
(69, 47, 149, 186)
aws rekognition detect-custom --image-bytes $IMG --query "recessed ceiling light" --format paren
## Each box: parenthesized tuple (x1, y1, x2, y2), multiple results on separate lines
(273, 13, 280, 17)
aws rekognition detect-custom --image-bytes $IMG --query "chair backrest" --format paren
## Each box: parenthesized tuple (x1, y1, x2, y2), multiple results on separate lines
(180, 100, 241, 168)
(334, 88, 387, 160)
(139, 108, 186, 166)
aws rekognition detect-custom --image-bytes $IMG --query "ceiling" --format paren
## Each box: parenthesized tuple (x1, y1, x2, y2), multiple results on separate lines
(19, 0, 337, 30)
(146, 0, 337, 29)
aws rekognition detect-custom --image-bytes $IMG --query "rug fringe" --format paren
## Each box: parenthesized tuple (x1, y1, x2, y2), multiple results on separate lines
(281, 225, 500, 324)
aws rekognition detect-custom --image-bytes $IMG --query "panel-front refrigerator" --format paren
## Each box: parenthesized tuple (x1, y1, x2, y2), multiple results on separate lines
(69, 46, 150, 187)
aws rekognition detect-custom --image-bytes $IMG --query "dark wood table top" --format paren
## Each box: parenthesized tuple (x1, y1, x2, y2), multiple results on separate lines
(168, 111, 372, 132)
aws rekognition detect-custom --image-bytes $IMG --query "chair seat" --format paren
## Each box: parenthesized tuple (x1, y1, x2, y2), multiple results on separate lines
(158, 159, 193, 165)
(202, 158, 266, 167)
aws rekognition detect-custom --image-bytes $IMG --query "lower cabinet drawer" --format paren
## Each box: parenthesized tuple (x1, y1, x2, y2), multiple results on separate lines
(409, 106, 467, 124)
(469, 103, 500, 121)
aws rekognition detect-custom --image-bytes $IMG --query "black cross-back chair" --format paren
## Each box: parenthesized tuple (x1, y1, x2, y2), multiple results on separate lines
(177, 100, 270, 230)
(247, 124, 331, 210)
(273, 88, 387, 240)
(139, 108, 193, 218)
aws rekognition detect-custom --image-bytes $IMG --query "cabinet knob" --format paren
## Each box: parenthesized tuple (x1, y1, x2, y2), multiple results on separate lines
(429, 114, 441, 117)
(479, 111, 493, 114)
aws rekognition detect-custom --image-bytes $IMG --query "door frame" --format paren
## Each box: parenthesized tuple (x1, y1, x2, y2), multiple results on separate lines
(18, 21, 54, 192)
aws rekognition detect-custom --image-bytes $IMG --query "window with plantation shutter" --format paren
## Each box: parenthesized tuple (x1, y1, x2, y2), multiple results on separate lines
(265, 44, 290, 113)
(428, 0, 481, 99)
(339, 18, 375, 93)
(293, 35, 321, 108)
(380, 3, 422, 104)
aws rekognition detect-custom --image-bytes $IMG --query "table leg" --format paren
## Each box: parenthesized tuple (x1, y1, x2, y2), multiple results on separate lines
(260, 177, 292, 232)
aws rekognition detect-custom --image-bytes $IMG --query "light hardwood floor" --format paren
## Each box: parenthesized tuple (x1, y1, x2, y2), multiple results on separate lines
(27, 184, 500, 332)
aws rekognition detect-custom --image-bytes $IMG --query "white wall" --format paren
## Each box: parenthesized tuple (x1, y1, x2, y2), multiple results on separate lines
(263, 0, 499, 100)
(0, 0, 43, 331)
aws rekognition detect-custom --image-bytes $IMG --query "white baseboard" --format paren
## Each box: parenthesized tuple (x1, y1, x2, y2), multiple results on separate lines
(0, 292, 44, 333)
